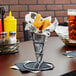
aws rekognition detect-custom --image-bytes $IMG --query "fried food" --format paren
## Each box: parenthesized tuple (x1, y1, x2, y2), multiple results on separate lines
(42, 19, 50, 30)
(33, 14, 51, 31)
(35, 14, 41, 21)
(33, 14, 43, 30)
(33, 21, 43, 29)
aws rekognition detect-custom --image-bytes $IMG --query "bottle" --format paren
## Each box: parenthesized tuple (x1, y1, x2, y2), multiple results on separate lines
(0, 19, 2, 39)
(0, 32, 8, 45)
(8, 32, 16, 44)
(4, 11, 17, 39)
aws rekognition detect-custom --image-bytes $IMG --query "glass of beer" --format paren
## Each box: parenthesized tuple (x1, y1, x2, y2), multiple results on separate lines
(68, 9, 76, 40)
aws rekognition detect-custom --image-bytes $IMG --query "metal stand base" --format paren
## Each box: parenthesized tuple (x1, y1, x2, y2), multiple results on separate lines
(23, 61, 54, 71)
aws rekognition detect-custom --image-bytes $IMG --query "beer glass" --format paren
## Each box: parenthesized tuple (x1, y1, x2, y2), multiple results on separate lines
(68, 9, 76, 40)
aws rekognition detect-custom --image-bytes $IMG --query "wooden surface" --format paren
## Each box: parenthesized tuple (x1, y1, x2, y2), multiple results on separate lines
(0, 37, 76, 76)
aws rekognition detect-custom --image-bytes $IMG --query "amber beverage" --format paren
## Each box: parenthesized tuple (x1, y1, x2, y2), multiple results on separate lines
(68, 9, 76, 40)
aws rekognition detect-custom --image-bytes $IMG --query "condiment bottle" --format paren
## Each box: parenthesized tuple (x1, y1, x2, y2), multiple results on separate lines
(0, 19, 2, 39)
(8, 32, 16, 44)
(4, 11, 17, 39)
(0, 32, 8, 45)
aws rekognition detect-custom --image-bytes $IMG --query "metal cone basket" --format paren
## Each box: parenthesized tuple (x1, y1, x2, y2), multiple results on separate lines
(24, 33, 54, 71)
(32, 33, 45, 68)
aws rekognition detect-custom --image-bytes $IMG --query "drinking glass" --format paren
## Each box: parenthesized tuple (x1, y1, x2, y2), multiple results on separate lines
(68, 9, 76, 40)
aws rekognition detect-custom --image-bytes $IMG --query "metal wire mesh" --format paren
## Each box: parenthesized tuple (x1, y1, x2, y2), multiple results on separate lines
(0, 41, 19, 53)
(32, 33, 45, 68)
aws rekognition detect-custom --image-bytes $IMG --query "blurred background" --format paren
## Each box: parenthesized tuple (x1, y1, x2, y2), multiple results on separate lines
(0, 0, 76, 42)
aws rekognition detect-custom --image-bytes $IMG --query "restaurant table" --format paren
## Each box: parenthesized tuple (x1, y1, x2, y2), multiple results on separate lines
(0, 37, 76, 76)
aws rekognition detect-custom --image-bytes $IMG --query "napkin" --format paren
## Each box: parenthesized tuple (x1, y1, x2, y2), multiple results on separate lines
(63, 51, 76, 58)
(10, 60, 54, 73)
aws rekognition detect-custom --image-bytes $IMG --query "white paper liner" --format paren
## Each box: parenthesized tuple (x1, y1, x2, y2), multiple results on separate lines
(25, 12, 37, 23)
(25, 12, 58, 40)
